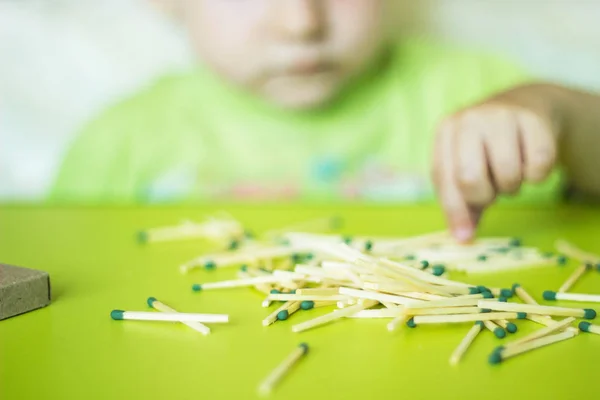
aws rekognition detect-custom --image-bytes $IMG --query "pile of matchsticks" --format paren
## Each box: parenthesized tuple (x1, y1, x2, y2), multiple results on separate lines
(134, 215, 600, 393)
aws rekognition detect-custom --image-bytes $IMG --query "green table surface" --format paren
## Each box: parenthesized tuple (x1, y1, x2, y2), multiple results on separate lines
(1, 205, 600, 400)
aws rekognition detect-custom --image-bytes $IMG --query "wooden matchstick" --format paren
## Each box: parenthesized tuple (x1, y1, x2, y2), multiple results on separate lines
(449, 321, 484, 365)
(412, 312, 525, 326)
(558, 263, 591, 293)
(291, 300, 378, 333)
(478, 300, 597, 319)
(258, 343, 309, 396)
(489, 331, 576, 364)
(502, 317, 576, 350)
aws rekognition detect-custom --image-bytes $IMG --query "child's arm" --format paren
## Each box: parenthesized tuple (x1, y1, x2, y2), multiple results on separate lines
(432, 83, 600, 241)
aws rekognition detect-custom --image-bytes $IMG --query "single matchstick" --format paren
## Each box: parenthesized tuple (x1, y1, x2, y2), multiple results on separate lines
(544, 290, 600, 303)
(494, 319, 518, 334)
(263, 302, 296, 326)
(502, 317, 576, 350)
(387, 315, 411, 332)
(404, 294, 492, 310)
(110, 310, 229, 323)
(489, 331, 576, 364)
(579, 321, 600, 335)
(558, 263, 591, 293)
(192, 275, 302, 291)
(258, 343, 309, 396)
(291, 300, 378, 333)
(512, 284, 538, 305)
(412, 312, 525, 326)
(478, 300, 597, 320)
(482, 320, 507, 338)
(338, 287, 416, 306)
(555, 239, 600, 264)
(147, 297, 210, 335)
(449, 321, 484, 365)
(268, 294, 350, 302)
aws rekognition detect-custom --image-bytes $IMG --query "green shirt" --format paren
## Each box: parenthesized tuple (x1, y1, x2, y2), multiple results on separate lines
(50, 40, 560, 204)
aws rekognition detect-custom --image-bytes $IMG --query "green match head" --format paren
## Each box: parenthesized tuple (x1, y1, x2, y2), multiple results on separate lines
(192, 284, 202, 292)
(146, 297, 157, 308)
(342, 236, 353, 245)
(299, 342, 310, 354)
(475, 321, 485, 327)
(482, 292, 494, 299)
(204, 260, 216, 270)
(511, 283, 521, 291)
(505, 322, 518, 333)
(498, 297, 508, 302)
(420, 260, 430, 269)
(288, 289, 297, 294)
(244, 230, 255, 239)
(509, 238, 522, 247)
(494, 346, 505, 353)
(579, 321, 592, 332)
(432, 265, 446, 276)
(406, 318, 417, 328)
(291, 253, 302, 263)
(240, 265, 248, 272)
(277, 310, 289, 320)
(596, 263, 600, 272)
(543, 290, 557, 301)
(270, 289, 281, 294)
(493, 328, 507, 339)
(542, 251, 555, 259)
(478, 286, 491, 293)
(228, 239, 239, 251)
(516, 312, 527, 319)
(477, 255, 488, 262)
(136, 231, 148, 244)
(110, 310, 125, 320)
(556, 255, 568, 266)
(481, 308, 492, 313)
(469, 287, 480, 295)
(583, 309, 597, 320)
(500, 288, 514, 298)
(300, 301, 315, 310)
(364, 241, 373, 252)
(488, 352, 503, 365)
(405, 254, 416, 261)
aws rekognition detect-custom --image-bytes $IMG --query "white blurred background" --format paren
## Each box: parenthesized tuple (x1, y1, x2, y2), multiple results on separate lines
(1, 0, 599, 201)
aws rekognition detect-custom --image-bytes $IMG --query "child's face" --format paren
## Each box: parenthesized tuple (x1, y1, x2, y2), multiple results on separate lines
(180, 0, 388, 109)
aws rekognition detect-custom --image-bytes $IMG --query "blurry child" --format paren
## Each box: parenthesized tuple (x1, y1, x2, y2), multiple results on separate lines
(51, 0, 600, 241)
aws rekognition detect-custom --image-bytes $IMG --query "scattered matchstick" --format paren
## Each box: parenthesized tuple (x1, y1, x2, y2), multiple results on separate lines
(482, 320, 507, 339)
(292, 300, 378, 333)
(449, 321, 484, 365)
(494, 319, 518, 334)
(555, 239, 600, 264)
(501, 317, 576, 350)
(478, 300, 597, 320)
(258, 343, 310, 396)
(512, 284, 538, 305)
(579, 321, 600, 335)
(412, 312, 526, 326)
(543, 290, 600, 303)
(146, 297, 211, 335)
(489, 331, 576, 364)
(110, 310, 229, 323)
(558, 263, 592, 293)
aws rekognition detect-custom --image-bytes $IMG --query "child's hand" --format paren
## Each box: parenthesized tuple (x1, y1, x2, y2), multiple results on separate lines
(432, 87, 560, 242)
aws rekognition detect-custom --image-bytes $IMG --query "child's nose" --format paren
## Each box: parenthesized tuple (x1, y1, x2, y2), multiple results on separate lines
(273, 0, 324, 41)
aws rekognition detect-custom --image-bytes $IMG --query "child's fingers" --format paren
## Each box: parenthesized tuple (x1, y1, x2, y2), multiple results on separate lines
(482, 113, 523, 195)
(454, 117, 496, 206)
(517, 111, 557, 183)
(433, 121, 477, 242)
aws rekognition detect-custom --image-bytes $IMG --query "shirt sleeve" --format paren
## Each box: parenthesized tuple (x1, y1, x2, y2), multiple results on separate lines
(48, 101, 144, 204)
